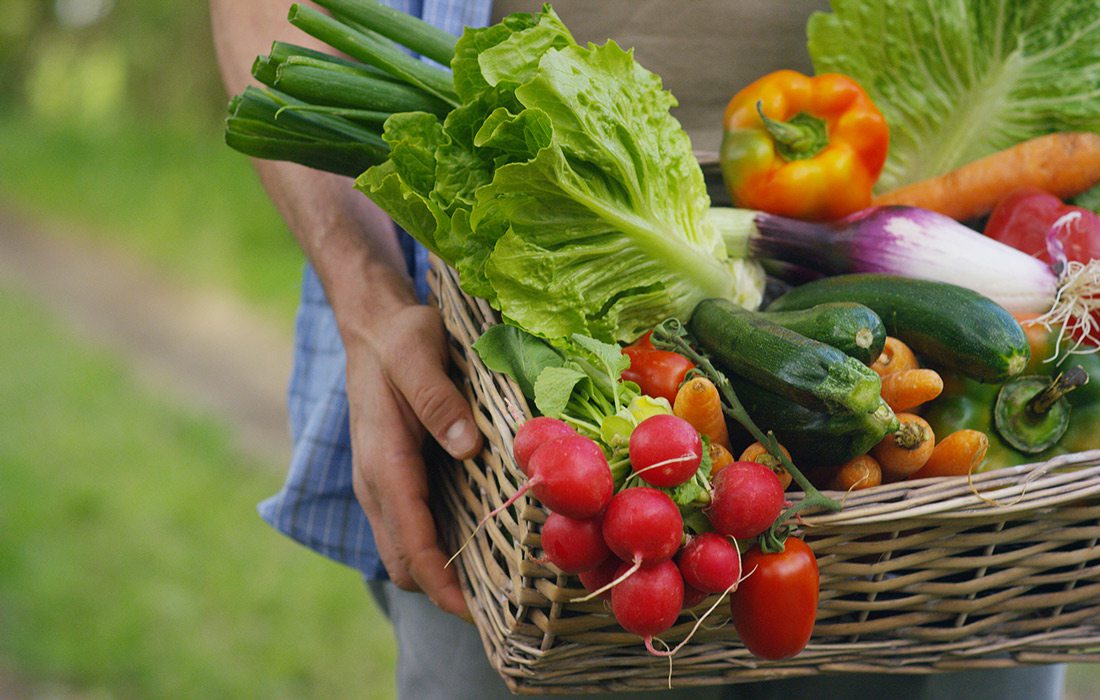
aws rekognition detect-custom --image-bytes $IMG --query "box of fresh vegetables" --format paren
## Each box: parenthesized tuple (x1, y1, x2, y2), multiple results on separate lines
(225, 0, 1100, 693)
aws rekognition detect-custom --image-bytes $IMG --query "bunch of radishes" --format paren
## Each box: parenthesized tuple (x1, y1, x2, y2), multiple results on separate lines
(514, 413, 788, 655)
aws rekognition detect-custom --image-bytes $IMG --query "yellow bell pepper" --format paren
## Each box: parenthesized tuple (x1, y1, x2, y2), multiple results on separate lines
(720, 70, 889, 221)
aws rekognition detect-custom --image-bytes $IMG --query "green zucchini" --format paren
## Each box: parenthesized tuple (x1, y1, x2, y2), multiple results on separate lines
(728, 375, 899, 467)
(759, 302, 886, 365)
(688, 298, 883, 415)
(766, 274, 1030, 383)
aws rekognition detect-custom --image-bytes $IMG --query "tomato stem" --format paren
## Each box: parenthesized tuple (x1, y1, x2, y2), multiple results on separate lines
(652, 320, 841, 552)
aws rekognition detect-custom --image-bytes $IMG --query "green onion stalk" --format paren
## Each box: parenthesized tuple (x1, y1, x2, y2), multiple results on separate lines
(224, 0, 460, 176)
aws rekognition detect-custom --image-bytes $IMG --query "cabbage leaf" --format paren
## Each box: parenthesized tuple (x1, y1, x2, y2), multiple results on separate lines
(808, 0, 1100, 192)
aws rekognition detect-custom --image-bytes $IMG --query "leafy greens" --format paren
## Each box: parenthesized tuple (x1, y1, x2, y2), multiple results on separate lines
(808, 0, 1100, 192)
(360, 6, 763, 344)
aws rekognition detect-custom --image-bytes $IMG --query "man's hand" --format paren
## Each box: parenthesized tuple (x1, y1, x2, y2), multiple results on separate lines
(210, 0, 482, 619)
(346, 302, 482, 619)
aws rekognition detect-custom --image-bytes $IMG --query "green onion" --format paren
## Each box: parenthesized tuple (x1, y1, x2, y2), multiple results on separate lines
(225, 87, 389, 176)
(274, 57, 451, 116)
(271, 104, 394, 126)
(231, 86, 384, 145)
(312, 0, 457, 66)
(225, 127, 386, 178)
(287, 4, 458, 107)
(253, 41, 399, 87)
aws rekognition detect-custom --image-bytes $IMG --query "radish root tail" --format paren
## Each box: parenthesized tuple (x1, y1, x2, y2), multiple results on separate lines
(569, 557, 641, 603)
(1038, 258, 1100, 355)
(445, 481, 531, 568)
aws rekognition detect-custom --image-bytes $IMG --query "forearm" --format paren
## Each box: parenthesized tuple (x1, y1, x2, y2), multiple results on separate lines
(209, 0, 416, 340)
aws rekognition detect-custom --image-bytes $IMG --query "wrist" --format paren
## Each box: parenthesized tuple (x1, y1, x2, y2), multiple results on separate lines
(329, 258, 422, 350)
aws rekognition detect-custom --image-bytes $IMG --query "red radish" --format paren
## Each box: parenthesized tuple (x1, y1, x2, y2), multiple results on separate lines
(628, 414, 702, 487)
(682, 582, 709, 610)
(447, 434, 614, 570)
(677, 532, 742, 593)
(513, 417, 576, 475)
(573, 488, 684, 602)
(524, 435, 614, 519)
(578, 556, 623, 600)
(610, 559, 684, 654)
(602, 488, 684, 566)
(706, 461, 784, 539)
(540, 512, 611, 574)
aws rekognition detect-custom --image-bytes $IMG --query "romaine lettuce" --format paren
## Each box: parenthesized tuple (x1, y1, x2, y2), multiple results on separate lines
(808, 0, 1100, 192)
(359, 6, 764, 343)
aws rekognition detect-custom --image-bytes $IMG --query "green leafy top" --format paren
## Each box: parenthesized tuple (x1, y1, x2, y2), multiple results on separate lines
(808, 0, 1100, 192)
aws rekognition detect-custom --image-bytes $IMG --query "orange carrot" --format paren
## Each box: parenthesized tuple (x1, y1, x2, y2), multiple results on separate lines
(871, 413, 935, 481)
(872, 132, 1100, 221)
(870, 337, 920, 378)
(708, 442, 735, 478)
(826, 454, 882, 492)
(880, 368, 944, 413)
(674, 376, 731, 451)
(738, 441, 793, 490)
(910, 430, 990, 480)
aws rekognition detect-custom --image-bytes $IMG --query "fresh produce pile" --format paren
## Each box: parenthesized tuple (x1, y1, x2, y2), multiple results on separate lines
(224, 0, 1100, 665)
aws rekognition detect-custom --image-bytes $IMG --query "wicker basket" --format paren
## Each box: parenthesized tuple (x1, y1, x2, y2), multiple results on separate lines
(427, 257, 1100, 695)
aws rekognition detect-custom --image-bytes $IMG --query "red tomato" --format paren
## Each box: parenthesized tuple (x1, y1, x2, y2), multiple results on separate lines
(621, 332, 695, 404)
(729, 537, 819, 661)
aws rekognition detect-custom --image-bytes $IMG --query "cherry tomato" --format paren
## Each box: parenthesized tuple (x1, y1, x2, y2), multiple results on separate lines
(729, 537, 818, 661)
(621, 332, 695, 404)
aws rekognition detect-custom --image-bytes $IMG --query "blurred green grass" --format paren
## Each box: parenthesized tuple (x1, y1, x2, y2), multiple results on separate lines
(0, 285, 396, 699)
(0, 112, 304, 322)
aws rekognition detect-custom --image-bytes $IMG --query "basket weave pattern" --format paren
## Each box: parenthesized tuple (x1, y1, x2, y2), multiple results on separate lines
(428, 259, 1100, 695)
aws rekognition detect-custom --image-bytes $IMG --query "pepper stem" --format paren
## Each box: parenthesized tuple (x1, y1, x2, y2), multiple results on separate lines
(755, 101, 829, 161)
(1028, 366, 1089, 416)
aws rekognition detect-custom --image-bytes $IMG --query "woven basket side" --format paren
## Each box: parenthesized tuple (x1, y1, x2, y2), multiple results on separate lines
(428, 257, 1100, 695)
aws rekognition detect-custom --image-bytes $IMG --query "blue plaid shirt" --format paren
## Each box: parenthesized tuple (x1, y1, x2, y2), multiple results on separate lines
(258, 0, 493, 580)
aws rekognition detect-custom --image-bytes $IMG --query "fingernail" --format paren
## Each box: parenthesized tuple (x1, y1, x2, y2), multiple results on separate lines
(445, 419, 476, 455)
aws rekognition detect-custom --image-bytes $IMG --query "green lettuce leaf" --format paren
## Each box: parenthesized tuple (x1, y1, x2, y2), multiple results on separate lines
(808, 0, 1100, 192)
(472, 324, 563, 399)
(359, 6, 764, 344)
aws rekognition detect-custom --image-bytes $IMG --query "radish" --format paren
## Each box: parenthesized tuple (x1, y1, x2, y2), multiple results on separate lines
(677, 532, 742, 593)
(513, 417, 576, 475)
(628, 414, 702, 487)
(540, 512, 611, 574)
(448, 434, 615, 568)
(578, 556, 623, 601)
(602, 487, 684, 566)
(682, 582, 709, 610)
(610, 559, 684, 654)
(570, 487, 684, 601)
(706, 461, 784, 539)
(525, 435, 615, 519)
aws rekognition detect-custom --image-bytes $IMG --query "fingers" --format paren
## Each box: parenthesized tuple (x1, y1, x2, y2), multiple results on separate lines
(383, 305, 483, 460)
(349, 358, 471, 620)
(352, 440, 471, 620)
